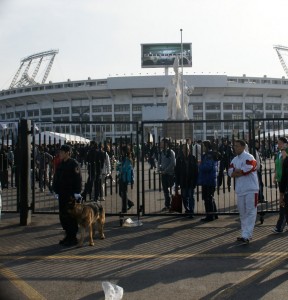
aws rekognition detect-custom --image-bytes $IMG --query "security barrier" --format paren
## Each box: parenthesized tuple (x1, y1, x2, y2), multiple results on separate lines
(0, 118, 285, 224)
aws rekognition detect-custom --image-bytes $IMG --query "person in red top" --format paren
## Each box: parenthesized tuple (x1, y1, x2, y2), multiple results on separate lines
(228, 139, 259, 244)
(53, 149, 61, 174)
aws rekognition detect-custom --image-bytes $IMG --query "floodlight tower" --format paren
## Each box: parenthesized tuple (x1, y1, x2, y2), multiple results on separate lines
(273, 45, 288, 77)
(9, 49, 59, 89)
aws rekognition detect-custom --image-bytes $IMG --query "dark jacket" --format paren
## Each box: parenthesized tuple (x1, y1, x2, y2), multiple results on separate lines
(52, 158, 82, 196)
(175, 152, 198, 189)
(86, 147, 105, 176)
(279, 156, 288, 194)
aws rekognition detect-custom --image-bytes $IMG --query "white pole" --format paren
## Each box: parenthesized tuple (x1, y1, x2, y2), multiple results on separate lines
(180, 29, 185, 139)
(180, 29, 184, 112)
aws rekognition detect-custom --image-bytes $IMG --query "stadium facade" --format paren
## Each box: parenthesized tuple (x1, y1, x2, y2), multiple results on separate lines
(1, 74, 288, 142)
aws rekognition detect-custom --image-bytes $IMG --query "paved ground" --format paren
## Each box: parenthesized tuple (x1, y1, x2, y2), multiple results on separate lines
(0, 212, 288, 300)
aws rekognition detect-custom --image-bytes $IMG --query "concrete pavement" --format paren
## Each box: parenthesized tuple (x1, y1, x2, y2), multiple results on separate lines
(0, 212, 288, 300)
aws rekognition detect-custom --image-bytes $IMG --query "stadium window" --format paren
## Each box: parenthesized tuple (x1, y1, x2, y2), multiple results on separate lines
(223, 103, 233, 110)
(193, 113, 203, 120)
(233, 103, 243, 110)
(114, 104, 129, 112)
(103, 105, 112, 112)
(103, 115, 112, 122)
(6, 112, 14, 119)
(206, 123, 221, 131)
(206, 113, 221, 120)
(41, 108, 52, 116)
(192, 103, 203, 110)
(132, 115, 142, 122)
(206, 103, 220, 110)
(92, 106, 102, 113)
(54, 107, 69, 115)
(273, 104, 281, 110)
(15, 111, 25, 118)
(132, 104, 142, 111)
(232, 114, 242, 120)
(114, 114, 130, 122)
(27, 110, 39, 117)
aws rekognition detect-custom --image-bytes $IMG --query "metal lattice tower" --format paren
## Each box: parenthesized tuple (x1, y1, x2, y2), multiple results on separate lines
(273, 45, 288, 77)
(9, 49, 59, 89)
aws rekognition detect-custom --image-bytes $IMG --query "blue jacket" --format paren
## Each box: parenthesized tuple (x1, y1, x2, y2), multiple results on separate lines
(197, 151, 218, 187)
(117, 157, 134, 184)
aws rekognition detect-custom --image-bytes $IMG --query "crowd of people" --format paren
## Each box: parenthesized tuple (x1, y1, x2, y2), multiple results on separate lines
(145, 136, 288, 244)
(1, 134, 288, 245)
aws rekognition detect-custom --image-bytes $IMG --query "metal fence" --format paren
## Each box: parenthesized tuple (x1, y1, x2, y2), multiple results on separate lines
(0, 118, 286, 223)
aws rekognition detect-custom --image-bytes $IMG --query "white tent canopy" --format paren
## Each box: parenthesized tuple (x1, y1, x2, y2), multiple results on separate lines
(34, 131, 90, 145)
(259, 129, 288, 139)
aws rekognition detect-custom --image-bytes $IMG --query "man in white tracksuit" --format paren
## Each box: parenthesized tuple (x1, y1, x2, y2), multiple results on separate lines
(228, 139, 259, 244)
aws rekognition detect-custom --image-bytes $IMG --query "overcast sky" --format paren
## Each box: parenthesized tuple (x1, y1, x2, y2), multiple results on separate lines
(1, 0, 288, 90)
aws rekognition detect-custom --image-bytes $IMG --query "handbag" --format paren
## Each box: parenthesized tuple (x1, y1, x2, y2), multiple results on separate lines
(170, 189, 182, 213)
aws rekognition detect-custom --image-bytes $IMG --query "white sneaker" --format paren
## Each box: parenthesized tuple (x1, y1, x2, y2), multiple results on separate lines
(272, 228, 283, 234)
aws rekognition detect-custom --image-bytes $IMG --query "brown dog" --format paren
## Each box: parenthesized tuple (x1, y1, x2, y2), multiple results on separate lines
(68, 199, 105, 247)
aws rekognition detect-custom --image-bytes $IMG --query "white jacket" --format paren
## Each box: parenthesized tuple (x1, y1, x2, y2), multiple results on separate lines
(102, 152, 111, 176)
(228, 150, 259, 196)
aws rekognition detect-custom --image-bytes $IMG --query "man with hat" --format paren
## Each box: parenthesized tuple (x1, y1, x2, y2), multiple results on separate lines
(52, 144, 82, 246)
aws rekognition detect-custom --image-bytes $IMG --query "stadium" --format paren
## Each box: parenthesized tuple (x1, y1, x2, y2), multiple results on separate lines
(1, 46, 288, 142)
(0, 46, 287, 220)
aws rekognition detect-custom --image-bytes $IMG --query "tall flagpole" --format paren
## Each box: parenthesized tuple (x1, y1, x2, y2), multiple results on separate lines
(180, 29, 185, 140)
(180, 29, 184, 113)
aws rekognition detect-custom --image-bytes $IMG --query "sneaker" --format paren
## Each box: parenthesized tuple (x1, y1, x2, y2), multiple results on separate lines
(59, 236, 69, 245)
(127, 202, 134, 210)
(161, 207, 170, 212)
(241, 238, 250, 245)
(272, 228, 283, 234)
(81, 192, 86, 201)
(237, 237, 250, 244)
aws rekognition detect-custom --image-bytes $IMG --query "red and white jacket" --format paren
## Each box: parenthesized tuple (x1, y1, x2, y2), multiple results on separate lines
(228, 150, 259, 196)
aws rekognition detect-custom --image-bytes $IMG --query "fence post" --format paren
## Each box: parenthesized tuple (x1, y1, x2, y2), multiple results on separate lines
(18, 119, 32, 225)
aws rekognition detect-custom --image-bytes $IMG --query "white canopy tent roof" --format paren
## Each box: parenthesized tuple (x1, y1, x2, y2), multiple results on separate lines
(34, 131, 90, 145)
(259, 129, 288, 139)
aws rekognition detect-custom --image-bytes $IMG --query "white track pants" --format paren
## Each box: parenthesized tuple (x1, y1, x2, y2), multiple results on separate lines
(237, 193, 258, 239)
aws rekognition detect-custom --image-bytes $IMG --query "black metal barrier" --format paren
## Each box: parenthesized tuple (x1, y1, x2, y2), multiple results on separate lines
(0, 118, 287, 224)
(0, 122, 18, 214)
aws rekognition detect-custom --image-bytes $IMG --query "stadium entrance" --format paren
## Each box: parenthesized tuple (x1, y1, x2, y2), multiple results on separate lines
(0, 118, 285, 225)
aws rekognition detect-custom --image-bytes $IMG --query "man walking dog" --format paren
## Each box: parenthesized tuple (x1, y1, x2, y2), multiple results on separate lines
(52, 144, 82, 246)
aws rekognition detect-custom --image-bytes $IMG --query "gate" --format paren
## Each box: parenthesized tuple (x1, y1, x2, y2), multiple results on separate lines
(141, 119, 283, 223)
(0, 118, 286, 223)
(31, 121, 141, 217)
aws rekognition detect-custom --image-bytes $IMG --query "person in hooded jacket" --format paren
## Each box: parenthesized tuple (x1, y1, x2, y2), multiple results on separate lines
(197, 140, 219, 222)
